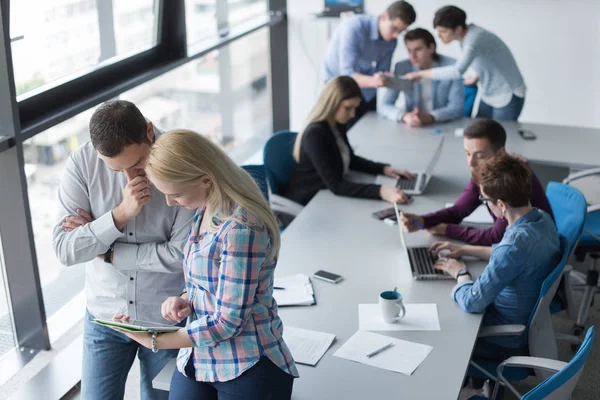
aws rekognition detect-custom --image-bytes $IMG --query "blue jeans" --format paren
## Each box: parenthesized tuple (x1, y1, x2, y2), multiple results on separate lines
(169, 357, 294, 400)
(82, 310, 178, 400)
(476, 94, 525, 121)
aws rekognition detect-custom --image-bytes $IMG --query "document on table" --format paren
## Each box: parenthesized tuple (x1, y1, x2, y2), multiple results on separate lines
(334, 331, 433, 375)
(273, 274, 315, 306)
(445, 203, 494, 225)
(358, 304, 441, 332)
(283, 326, 336, 366)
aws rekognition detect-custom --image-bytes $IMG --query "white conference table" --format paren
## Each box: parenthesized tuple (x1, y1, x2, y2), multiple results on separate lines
(276, 140, 487, 400)
(350, 114, 600, 170)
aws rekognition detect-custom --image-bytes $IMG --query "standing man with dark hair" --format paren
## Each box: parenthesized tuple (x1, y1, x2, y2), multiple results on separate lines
(323, 1, 416, 126)
(402, 5, 526, 120)
(399, 118, 553, 246)
(53, 100, 195, 400)
(378, 28, 464, 126)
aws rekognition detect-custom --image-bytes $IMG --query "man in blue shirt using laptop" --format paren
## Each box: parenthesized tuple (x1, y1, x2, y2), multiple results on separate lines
(323, 1, 416, 126)
(378, 28, 464, 126)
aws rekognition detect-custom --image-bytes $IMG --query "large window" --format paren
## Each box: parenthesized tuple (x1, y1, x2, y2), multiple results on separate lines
(0, 0, 287, 379)
(185, 0, 218, 46)
(0, 238, 16, 360)
(23, 112, 92, 322)
(228, 0, 268, 27)
(22, 28, 272, 324)
(11, 0, 159, 97)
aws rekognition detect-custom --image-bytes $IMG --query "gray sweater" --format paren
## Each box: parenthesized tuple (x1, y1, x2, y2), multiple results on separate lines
(432, 24, 526, 108)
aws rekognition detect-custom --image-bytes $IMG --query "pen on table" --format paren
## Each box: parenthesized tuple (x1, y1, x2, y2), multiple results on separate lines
(412, 219, 425, 229)
(366, 342, 394, 358)
(273, 286, 286, 290)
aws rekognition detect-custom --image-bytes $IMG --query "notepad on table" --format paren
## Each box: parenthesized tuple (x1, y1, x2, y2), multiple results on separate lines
(445, 203, 494, 225)
(334, 331, 433, 375)
(273, 274, 315, 306)
(358, 304, 440, 332)
(283, 326, 336, 366)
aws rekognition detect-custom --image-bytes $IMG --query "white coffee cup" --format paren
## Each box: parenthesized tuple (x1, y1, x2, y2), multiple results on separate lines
(379, 290, 406, 323)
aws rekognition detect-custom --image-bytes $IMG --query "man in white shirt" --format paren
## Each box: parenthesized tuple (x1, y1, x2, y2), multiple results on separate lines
(53, 100, 195, 400)
(378, 28, 464, 126)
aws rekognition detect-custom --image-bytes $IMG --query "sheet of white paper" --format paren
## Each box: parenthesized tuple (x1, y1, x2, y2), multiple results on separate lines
(454, 128, 465, 137)
(445, 203, 494, 225)
(358, 304, 441, 332)
(283, 326, 336, 366)
(334, 331, 433, 376)
(273, 274, 315, 306)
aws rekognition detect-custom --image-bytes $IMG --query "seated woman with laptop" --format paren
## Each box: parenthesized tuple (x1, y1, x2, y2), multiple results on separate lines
(284, 75, 414, 205)
(433, 153, 561, 362)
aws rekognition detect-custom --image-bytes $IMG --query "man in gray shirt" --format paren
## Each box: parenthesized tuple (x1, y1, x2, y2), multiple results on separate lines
(53, 100, 195, 400)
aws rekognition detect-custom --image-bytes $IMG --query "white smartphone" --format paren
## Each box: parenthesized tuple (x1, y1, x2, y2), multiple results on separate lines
(313, 270, 343, 283)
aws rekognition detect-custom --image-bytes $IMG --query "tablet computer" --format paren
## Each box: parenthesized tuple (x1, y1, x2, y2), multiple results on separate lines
(383, 74, 413, 93)
(93, 318, 181, 333)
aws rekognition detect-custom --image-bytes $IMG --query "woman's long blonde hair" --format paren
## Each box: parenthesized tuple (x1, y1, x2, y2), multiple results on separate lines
(146, 129, 280, 258)
(292, 76, 362, 162)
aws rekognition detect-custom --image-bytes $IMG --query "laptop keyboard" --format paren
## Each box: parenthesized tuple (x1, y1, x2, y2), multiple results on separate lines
(396, 177, 417, 190)
(408, 247, 448, 278)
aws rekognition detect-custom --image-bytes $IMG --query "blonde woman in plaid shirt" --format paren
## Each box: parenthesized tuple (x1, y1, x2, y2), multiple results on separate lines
(114, 129, 298, 399)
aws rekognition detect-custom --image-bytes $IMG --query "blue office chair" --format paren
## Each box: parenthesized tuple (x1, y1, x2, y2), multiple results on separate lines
(263, 131, 304, 217)
(469, 235, 570, 384)
(464, 85, 478, 117)
(545, 183, 587, 321)
(241, 164, 269, 201)
(560, 169, 600, 337)
(469, 326, 595, 400)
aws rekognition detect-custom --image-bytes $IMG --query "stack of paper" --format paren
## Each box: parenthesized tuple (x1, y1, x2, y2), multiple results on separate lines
(358, 304, 441, 332)
(334, 331, 433, 375)
(283, 326, 336, 366)
(445, 203, 494, 225)
(273, 274, 315, 306)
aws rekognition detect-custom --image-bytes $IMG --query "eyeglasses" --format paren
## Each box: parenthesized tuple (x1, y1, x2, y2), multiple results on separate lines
(478, 194, 495, 205)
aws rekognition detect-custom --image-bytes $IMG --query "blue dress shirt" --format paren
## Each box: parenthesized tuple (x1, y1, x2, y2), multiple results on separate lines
(451, 208, 561, 348)
(323, 15, 397, 101)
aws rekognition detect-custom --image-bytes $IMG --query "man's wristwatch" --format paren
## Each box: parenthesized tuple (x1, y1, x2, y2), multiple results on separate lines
(103, 247, 113, 264)
(456, 269, 470, 279)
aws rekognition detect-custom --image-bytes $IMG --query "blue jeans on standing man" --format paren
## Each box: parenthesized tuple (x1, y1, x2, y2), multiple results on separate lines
(82, 309, 178, 400)
(476, 94, 525, 121)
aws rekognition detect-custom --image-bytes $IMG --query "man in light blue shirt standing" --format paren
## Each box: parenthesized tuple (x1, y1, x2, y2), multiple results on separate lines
(378, 28, 464, 126)
(53, 100, 195, 400)
(323, 1, 416, 126)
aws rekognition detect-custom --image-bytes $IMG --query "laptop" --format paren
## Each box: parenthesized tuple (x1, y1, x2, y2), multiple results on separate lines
(393, 203, 452, 280)
(395, 137, 445, 195)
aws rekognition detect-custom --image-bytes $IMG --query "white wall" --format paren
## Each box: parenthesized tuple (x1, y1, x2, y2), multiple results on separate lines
(288, 0, 600, 130)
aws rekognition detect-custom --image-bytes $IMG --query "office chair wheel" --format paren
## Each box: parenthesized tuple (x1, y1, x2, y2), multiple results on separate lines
(572, 325, 584, 337)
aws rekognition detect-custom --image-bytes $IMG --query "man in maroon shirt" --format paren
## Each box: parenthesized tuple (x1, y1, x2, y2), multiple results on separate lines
(400, 118, 554, 246)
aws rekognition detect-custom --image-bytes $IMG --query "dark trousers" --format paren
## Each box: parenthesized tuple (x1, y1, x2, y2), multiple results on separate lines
(347, 95, 377, 130)
(476, 94, 525, 121)
(169, 357, 294, 400)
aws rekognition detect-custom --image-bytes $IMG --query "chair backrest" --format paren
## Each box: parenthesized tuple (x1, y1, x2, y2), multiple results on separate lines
(546, 182, 587, 256)
(523, 326, 595, 400)
(464, 85, 478, 117)
(527, 235, 569, 371)
(263, 131, 298, 196)
(241, 164, 269, 201)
